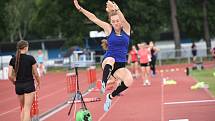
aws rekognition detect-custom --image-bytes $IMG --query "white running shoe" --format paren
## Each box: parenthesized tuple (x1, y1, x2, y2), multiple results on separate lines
(104, 93, 112, 112)
(143, 80, 147, 86)
(143, 80, 151, 86)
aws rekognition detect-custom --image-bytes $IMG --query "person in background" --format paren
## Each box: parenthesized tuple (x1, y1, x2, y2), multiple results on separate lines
(101, 39, 108, 51)
(37, 50, 46, 76)
(128, 45, 139, 78)
(149, 41, 159, 76)
(8, 40, 40, 121)
(191, 42, 197, 63)
(138, 43, 151, 86)
(211, 46, 215, 60)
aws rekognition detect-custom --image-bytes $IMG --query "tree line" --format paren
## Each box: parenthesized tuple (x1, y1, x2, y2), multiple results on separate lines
(0, 0, 214, 51)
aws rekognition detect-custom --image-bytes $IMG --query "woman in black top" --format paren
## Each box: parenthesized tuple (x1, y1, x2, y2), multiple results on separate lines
(191, 42, 197, 63)
(149, 41, 159, 76)
(8, 40, 40, 121)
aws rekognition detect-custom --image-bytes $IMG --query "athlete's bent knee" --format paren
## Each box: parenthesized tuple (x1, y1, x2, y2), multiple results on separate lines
(105, 57, 115, 65)
(102, 57, 115, 69)
(123, 76, 133, 87)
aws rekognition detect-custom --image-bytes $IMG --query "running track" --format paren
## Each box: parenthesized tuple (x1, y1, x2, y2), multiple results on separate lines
(0, 62, 215, 121)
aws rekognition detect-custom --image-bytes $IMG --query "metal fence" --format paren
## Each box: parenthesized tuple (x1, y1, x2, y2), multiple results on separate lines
(93, 48, 213, 66)
(0, 48, 214, 70)
(157, 48, 213, 65)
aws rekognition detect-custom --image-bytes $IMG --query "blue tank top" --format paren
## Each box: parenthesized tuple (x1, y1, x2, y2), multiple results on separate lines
(104, 28, 130, 62)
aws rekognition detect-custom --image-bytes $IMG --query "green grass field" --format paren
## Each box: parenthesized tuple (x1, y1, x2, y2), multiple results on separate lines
(191, 68, 215, 96)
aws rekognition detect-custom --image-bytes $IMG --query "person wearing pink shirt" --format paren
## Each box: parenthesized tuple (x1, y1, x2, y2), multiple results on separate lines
(128, 45, 139, 78)
(138, 43, 151, 86)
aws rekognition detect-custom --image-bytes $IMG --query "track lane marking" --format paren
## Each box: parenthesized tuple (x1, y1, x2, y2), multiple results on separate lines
(0, 88, 66, 117)
(164, 99, 215, 105)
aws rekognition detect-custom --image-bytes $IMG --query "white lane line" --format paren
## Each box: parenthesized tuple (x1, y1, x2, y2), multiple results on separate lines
(98, 97, 120, 121)
(0, 88, 66, 117)
(0, 88, 65, 104)
(161, 77, 164, 121)
(169, 119, 189, 121)
(40, 103, 69, 121)
(0, 107, 19, 117)
(38, 88, 66, 101)
(164, 99, 215, 105)
(0, 97, 16, 104)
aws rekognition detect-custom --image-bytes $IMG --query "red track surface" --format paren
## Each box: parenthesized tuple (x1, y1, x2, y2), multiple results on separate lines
(0, 62, 215, 121)
(160, 64, 215, 121)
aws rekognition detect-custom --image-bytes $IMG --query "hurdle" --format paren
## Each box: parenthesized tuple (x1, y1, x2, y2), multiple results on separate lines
(31, 91, 39, 121)
(87, 66, 102, 92)
(87, 66, 97, 90)
(66, 73, 77, 94)
(66, 69, 101, 104)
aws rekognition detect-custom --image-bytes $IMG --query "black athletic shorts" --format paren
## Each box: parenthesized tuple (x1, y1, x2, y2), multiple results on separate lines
(140, 63, 150, 67)
(111, 62, 126, 75)
(101, 60, 126, 76)
(15, 81, 35, 95)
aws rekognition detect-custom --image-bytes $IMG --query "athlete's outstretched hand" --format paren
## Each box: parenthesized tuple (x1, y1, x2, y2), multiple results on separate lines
(74, 0, 82, 11)
(106, 1, 115, 13)
(112, 1, 120, 10)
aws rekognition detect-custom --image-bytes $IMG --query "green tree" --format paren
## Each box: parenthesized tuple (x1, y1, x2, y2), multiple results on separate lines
(1, 0, 215, 48)
(0, 0, 8, 42)
(4, 0, 37, 42)
(119, 0, 167, 44)
(203, 0, 211, 54)
(170, 0, 181, 56)
(177, 0, 215, 53)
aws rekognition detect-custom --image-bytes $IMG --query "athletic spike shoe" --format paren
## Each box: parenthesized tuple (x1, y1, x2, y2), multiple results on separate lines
(143, 80, 147, 86)
(104, 93, 112, 112)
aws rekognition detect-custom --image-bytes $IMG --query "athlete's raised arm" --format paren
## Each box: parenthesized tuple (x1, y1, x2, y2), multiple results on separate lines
(74, 0, 112, 35)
